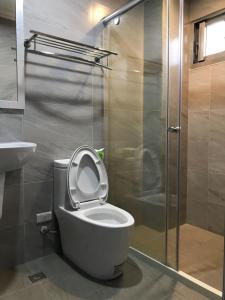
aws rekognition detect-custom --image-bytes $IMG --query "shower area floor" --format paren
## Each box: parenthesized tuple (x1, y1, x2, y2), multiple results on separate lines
(0, 250, 212, 300)
(132, 223, 224, 291)
(179, 224, 223, 291)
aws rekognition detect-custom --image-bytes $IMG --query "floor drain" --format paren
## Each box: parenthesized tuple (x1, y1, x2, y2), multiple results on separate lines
(28, 272, 47, 283)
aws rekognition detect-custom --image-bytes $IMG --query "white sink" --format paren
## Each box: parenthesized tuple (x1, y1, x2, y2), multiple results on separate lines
(0, 141, 37, 219)
(0, 142, 37, 172)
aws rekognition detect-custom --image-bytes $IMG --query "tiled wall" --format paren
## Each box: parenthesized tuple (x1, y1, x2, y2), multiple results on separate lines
(187, 63, 225, 235)
(185, 0, 225, 235)
(189, 0, 225, 22)
(0, 0, 127, 268)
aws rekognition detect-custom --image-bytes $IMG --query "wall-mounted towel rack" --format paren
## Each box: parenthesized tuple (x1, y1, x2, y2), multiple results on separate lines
(24, 30, 117, 70)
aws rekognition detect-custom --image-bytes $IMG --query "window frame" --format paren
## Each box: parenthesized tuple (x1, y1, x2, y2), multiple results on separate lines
(193, 11, 225, 66)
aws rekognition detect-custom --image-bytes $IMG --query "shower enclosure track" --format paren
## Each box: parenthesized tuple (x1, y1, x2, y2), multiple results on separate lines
(24, 30, 117, 70)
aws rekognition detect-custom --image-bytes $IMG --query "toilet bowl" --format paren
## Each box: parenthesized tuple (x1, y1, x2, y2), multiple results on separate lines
(53, 145, 134, 280)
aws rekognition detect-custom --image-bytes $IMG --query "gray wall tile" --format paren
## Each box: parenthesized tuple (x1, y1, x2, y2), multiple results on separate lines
(24, 181, 53, 224)
(188, 111, 209, 142)
(188, 141, 208, 171)
(24, 221, 58, 262)
(0, 0, 125, 267)
(207, 202, 225, 235)
(0, 225, 24, 269)
(0, 112, 23, 142)
(0, 184, 24, 230)
(186, 27, 225, 234)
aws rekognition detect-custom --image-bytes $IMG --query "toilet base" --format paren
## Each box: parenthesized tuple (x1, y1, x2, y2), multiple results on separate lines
(56, 207, 130, 281)
(64, 254, 124, 281)
(63, 246, 126, 280)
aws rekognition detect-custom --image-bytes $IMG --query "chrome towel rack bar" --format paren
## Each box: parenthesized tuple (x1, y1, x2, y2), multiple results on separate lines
(24, 30, 117, 70)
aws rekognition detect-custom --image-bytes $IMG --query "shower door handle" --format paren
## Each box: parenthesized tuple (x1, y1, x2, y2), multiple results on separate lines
(168, 126, 180, 133)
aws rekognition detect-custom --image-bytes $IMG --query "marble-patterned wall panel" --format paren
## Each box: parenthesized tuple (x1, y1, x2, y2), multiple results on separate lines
(21, 0, 128, 263)
(23, 0, 124, 184)
(187, 169, 208, 203)
(0, 0, 129, 267)
(189, 0, 225, 22)
(96, 0, 128, 10)
(186, 199, 208, 230)
(187, 169, 208, 229)
(187, 59, 225, 233)
(24, 221, 57, 262)
(0, 183, 24, 230)
(188, 67, 211, 112)
(4, 169, 23, 187)
(0, 111, 23, 142)
(24, 0, 94, 43)
(211, 62, 225, 110)
(24, 181, 53, 224)
(208, 173, 225, 205)
(209, 109, 225, 174)
(0, 225, 24, 268)
(188, 111, 209, 142)
(24, 57, 93, 183)
(207, 202, 225, 235)
(188, 141, 208, 172)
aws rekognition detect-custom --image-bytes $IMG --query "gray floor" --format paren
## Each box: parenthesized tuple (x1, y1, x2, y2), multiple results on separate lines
(0, 251, 212, 300)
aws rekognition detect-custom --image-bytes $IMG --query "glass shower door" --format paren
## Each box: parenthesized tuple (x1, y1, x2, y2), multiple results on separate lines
(104, 0, 169, 264)
(166, 0, 182, 270)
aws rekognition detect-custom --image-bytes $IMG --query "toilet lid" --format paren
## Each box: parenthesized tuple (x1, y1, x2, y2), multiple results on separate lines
(67, 145, 108, 209)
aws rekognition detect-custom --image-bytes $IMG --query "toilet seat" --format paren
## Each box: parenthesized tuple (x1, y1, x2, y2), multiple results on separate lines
(67, 145, 108, 209)
(58, 203, 134, 228)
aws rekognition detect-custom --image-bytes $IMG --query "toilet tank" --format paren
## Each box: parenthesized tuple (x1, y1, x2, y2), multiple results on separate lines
(53, 159, 70, 211)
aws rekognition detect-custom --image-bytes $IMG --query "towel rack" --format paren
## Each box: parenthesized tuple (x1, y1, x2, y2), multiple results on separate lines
(24, 30, 117, 70)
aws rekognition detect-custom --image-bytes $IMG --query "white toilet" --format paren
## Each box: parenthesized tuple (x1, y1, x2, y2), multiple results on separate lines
(53, 145, 134, 280)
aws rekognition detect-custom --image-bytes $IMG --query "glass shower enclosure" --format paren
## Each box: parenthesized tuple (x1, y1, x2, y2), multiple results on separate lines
(103, 0, 225, 298)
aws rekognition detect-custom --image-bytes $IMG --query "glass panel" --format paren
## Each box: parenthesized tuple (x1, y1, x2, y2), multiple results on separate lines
(0, 0, 17, 101)
(180, 0, 225, 292)
(166, 0, 182, 269)
(104, 0, 168, 263)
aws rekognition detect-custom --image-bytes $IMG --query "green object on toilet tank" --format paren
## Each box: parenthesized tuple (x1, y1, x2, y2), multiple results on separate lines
(96, 148, 104, 160)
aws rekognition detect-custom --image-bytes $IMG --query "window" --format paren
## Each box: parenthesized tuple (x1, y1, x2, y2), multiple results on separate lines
(205, 17, 225, 56)
(193, 14, 225, 64)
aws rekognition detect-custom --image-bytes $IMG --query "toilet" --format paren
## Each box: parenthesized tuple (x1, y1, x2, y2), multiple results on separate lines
(53, 145, 134, 280)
